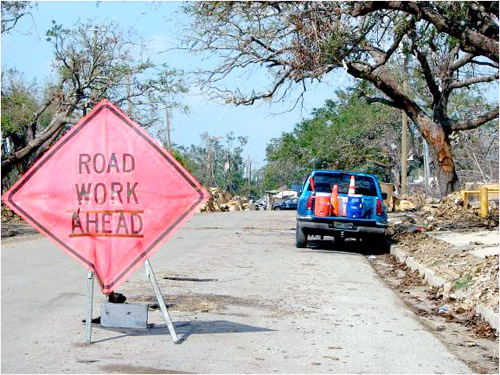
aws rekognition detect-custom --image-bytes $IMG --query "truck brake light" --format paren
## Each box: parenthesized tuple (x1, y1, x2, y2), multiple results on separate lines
(376, 198, 383, 215)
(306, 194, 314, 210)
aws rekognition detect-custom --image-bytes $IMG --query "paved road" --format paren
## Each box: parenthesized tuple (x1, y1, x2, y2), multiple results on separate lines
(2, 211, 471, 373)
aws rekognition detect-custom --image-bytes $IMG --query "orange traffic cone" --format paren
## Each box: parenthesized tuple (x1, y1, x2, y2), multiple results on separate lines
(330, 183, 339, 216)
(348, 175, 356, 195)
(309, 176, 315, 191)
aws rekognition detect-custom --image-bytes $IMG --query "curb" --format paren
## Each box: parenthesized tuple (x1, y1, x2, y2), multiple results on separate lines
(390, 245, 499, 331)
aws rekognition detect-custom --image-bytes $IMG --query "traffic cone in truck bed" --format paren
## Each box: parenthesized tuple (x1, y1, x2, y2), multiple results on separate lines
(330, 183, 339, 216)
(309, 176, 315, 191)
(348, 175, 356, 195)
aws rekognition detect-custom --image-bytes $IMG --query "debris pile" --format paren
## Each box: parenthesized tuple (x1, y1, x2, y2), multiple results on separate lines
(395, 199, 417, 211)
(430, 192, 497, 230)
(394, 232, 499, 314)
(394, 232, 453, 256)
(455, 255, 499, 313)
(395, 193, 439, 212)
(388, 192, 498, 236)
(200, 188, 253, 213)
(1, 203, 22, 223)
(389, 191, 499, 317)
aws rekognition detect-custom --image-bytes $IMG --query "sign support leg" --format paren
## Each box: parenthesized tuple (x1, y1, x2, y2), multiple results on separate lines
(85, 271, 95, 344)
(144, 260, 179, 343)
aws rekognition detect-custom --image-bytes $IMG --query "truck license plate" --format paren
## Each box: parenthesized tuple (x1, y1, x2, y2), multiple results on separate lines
(333, 222, 355, 230)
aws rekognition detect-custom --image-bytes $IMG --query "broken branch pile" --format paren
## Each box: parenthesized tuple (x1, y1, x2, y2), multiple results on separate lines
(1, 202, 22, 223)
(389, 192, 498, 236)
(200, 188, 254, 213)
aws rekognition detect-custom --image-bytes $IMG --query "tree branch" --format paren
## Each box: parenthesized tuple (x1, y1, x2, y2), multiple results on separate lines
(448, 73, 499, 89)
(1, 112, 74, 176)
(368, 159, 395, 168)
(451, 108, 499, 131)
(365, 96, 399, 109)
(469, 59, 499, 69)
(233, 69, 293, 105)
(450, 53, 475, 71)
(351, 1, 499, 61)
(249, 36, 276, 54)
(369, 21, 410, 72)
(413, 48, 441, 105)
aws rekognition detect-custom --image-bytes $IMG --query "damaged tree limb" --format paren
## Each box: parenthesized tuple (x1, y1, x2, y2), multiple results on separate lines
(183, 1, 498, 195)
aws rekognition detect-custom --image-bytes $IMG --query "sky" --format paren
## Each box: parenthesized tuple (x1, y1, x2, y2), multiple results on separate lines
(1, 0, 352, 168)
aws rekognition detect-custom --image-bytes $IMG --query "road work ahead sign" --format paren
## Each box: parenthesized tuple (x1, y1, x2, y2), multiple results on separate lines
(2, 99, 209, 293)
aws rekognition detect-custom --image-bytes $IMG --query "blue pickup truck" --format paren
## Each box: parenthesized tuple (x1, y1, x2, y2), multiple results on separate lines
(296, 170, 388, 248)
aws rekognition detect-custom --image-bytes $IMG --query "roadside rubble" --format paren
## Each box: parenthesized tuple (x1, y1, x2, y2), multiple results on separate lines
(385, 190, 499, 336)
(393, 232, 499, 315)
(388, 191, 498, 236)
(1, 203, 22, 223)
(199, 187, 254, 212)
(371, 254, 499, 374)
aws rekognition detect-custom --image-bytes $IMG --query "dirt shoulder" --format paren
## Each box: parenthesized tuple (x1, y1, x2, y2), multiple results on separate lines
(1, 204, 38, 238)
(370, 253, 499, 374)
(372, 191, 499, 374)
(2, 221, 38, 238)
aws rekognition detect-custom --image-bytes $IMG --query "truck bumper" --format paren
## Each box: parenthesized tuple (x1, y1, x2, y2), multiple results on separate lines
(297, 216, 387, 235)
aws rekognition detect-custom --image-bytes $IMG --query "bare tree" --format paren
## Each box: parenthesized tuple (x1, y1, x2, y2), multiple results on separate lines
(183, 1, 499, 196)
(1, 21, 186, 183)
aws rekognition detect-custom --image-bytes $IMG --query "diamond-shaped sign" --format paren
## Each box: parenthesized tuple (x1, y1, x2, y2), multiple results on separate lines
(2, 99, 209, 293)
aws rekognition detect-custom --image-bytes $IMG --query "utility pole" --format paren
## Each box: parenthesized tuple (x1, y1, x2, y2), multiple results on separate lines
(225, 150, 231, 192)
(401, 54, 410, 196)
(247, 156, 252, 194)
(165, 106, 172, 150)
(207, 138, 213, 188)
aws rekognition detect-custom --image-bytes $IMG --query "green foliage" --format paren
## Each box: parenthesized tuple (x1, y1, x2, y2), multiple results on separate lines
(2, 70, 38, 135)
(44, 20, 187, 128)
(172, 132, 249, 194)
(1, 69, 55, 153)
(263, 89, 402, 190)
(2, 19, 188, 193)
(169, 148, 197, 175)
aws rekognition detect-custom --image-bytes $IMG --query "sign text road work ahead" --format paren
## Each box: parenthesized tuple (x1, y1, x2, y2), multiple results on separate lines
(3, 99, 209, 293)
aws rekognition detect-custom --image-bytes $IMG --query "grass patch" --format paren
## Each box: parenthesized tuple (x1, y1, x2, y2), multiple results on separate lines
(453, 275, 474, 291)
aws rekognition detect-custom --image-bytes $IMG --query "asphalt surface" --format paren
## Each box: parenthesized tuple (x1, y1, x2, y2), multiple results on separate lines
(2, 211, 472, 373)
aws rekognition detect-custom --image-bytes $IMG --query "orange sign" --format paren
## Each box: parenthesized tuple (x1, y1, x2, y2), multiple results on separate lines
(2, 99, 208, 293)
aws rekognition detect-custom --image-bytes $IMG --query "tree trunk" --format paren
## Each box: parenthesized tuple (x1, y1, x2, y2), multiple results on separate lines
(1, 113, 70, 177)
(345, 65, 461, 197)
(415, 115, 459, 196)
(436, 161, 459, 197)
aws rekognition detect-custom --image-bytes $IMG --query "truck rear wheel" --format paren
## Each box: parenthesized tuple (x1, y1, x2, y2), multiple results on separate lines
(333, 234, 345, 248)
(296, 223, 307, 248)
(366, 234, 390, 254)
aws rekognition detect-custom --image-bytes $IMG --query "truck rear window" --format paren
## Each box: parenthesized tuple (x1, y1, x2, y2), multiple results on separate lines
(308, 173, 378, 196)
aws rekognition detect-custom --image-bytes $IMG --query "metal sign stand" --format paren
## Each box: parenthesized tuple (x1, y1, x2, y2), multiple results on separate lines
(85, 271, 94, 344)
(84, 260, 178, 344)
(144, 259, 179, 343)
